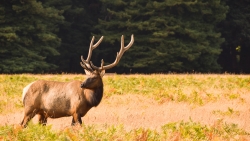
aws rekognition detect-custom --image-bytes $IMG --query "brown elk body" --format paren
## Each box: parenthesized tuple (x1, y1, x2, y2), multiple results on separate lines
(20, 35, 134, 127)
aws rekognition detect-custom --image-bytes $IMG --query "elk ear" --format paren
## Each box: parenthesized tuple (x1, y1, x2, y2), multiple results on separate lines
(84, 69, 92, 76)
(100, 70, 105, 77)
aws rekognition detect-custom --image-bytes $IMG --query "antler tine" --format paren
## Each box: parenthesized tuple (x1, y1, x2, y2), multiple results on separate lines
(81, 36, 104, 69)
(115, 34, 134, 62)
(80, 62, 93, 72)
(91, 34, 134, 71)
(93, 36, 104, 48)
(122, 34, 134, 51)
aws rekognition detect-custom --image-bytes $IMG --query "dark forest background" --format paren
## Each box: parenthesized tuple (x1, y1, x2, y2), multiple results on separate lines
(0, 0, 250, 74)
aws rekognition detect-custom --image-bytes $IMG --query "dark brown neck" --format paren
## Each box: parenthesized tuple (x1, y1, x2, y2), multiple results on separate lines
(86, 86, 103, 107)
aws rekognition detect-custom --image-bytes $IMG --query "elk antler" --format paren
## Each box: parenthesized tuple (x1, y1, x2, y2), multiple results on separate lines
(90, 34, 134, 71)
(80, 36, 104, 71)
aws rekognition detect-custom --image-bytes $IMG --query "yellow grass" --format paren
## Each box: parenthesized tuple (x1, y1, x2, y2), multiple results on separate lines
(0, 74, 250, 114)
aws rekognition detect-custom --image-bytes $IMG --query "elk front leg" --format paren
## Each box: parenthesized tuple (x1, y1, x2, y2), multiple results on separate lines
(71, 113, 82, 126)
(38, 114, 47, 126)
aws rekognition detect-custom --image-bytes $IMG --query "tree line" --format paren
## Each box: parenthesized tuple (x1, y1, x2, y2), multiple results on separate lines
(0, 0, 249, 74)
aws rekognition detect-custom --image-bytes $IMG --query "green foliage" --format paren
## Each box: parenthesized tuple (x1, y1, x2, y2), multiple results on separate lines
(213, 107, 240, 116)
(162, 120, 249, 140)
(218, 0, 250, 73)
(0, 121, 248, 140)
(0, 0, 64, 73)
(46, 0, 101, 73)
(0, 123, 66, 141)
(94, 0, 228, 73)
(1, 0, 250, 73)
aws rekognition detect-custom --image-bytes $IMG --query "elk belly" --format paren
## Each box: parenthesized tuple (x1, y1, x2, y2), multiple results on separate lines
(42, 92, 74, 118)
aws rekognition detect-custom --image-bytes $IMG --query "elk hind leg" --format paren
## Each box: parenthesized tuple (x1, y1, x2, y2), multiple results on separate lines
(20, 108, 37, 128)
(71, 113, 82, 126)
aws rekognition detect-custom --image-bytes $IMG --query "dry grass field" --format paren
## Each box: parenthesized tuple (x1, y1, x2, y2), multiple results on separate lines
(0, 74, 250, 140)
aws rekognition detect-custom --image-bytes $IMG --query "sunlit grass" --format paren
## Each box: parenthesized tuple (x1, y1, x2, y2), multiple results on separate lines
(103, 74, 250, 107)
(0, 74, 250, 113)
(212, 107, 240, 117)
(0, 74, 250, 140)
(0, 120, 249, 141)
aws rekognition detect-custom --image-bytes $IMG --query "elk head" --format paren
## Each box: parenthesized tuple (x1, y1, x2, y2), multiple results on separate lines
(80, 34, 134, 89)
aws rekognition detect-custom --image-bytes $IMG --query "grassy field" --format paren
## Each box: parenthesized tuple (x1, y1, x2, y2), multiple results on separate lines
(0, 74, 250, 140)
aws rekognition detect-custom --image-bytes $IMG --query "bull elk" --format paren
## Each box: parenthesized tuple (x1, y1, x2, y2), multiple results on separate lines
(20, 34, 134, 127)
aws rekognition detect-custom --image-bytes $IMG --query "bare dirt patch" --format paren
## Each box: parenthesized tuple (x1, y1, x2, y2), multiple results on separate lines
(1, 94, 250, 132)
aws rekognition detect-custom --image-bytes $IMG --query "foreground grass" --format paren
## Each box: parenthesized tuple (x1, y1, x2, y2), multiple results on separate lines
(0, 120, 249, 141)
(0, 74, 250, 113)
(0, 74, 250, 140)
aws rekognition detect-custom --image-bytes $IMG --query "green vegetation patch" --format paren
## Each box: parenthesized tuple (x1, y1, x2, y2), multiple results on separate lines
(0, 121, 248, 141)
(104, 74, 250, 105)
